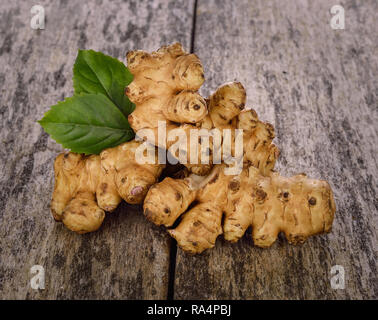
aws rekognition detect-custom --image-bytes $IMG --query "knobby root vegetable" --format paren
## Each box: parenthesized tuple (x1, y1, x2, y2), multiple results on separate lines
(144, 164, 336, 254)
(126, 43, 277, 176)
(49, 42, 336, 251)
(194, 83, 279, 176)
(126, 42, 207, 140)
(126, 43, 215, 175)
(51, 140, 164, 233)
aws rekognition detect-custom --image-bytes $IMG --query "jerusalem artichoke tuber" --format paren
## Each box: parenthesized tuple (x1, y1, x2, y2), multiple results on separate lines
(51, 140, 164, 233)
(126, 44, 277, 176)
(144, 164, 336, 254)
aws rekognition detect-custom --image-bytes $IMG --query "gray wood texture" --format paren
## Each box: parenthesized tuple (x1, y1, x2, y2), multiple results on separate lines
(0, 0, 194, 299)
(174, 0, 377, 299)
(0, 0, 377, 300)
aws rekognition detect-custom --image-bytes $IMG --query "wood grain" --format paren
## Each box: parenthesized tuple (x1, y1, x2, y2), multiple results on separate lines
(174, 0, 377, 299)
(0, 0, 376, 300)
(0, 0, 195, 299)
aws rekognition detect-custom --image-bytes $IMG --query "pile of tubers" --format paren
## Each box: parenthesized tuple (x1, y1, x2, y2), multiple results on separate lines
(51, 43, 336, 254)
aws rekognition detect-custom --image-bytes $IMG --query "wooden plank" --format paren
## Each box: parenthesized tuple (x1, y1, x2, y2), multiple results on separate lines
(174, 0, 377, 299)
(0, 0, 195, 299)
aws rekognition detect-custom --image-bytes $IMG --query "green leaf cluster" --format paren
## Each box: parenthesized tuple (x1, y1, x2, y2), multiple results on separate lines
(39, 50, 135, 154)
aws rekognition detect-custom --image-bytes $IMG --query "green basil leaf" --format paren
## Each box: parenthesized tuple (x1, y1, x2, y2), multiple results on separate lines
(73, 50, 135, 116)
(38, 93, 134, 154)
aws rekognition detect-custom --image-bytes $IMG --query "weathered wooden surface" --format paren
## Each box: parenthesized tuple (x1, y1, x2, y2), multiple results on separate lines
(174, 0, 377, 299)
(0, 0, 194, 299)
(0, 0, 376, 300)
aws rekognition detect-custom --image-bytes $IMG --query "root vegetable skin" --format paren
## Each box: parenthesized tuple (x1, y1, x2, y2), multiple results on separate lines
(188, 81, 280, 176)
(126, 43, 209, 174)
(126, 44, 278, 176)
(51, 140, 164, 234)
(143, 165, 336, 254)
(48, 42, 336, 255)
(126, 43, 207, 135)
